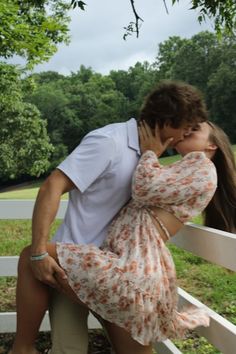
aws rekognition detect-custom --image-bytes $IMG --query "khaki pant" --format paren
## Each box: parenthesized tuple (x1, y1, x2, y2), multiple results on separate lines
(49, 290, 89, 354)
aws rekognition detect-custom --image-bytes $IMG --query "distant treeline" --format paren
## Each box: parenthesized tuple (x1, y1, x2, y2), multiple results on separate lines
(1, 31, 236, 184)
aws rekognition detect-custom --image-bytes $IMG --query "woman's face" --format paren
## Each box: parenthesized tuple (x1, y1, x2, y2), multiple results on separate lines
(175, 122, 217, 157)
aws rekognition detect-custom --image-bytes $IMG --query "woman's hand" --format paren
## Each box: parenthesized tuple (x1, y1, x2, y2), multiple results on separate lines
(139, 121, 173, 157)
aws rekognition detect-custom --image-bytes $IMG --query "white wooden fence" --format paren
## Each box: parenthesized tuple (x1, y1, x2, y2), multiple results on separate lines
(0, 199, 236, 354)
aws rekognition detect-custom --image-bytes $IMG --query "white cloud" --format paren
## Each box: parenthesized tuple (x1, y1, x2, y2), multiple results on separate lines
(10, 0, 214, 75)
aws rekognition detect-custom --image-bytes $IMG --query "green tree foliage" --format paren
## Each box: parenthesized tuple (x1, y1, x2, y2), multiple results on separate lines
(154, 36, 188, 79)
(27, 67, 129, 161)
(110, 62, 158, 116)
(0, 0, 70, 67)
(154, 31, 236, 142)
(0, 1, 72, 181)
(28, 63, 158, 159)
(118, 0, 236, 38)
(0, 63, 53, 181)
(184, 0, 236, 34)
(16, 31, 235, 180)
(166, 32, 221, 92)
(207, 61, 236, 141)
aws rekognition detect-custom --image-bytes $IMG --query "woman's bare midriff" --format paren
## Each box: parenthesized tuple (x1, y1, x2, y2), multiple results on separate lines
(147, 206, 183, 242)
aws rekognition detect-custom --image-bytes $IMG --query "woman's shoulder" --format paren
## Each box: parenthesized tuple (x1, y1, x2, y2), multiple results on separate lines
(180, 151, 217, 182)
(180, 151, 214, 168)
(170, 151, 217, 180)
(182, 151, 207, 161)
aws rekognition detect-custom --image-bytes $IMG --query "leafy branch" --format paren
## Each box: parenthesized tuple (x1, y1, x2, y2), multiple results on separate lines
(69, 0, 236, 38)
(123, 0, 144, 40)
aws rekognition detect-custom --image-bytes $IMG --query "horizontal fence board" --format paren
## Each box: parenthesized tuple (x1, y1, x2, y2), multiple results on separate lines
(171, 223, 236, 271)
(0, 256, 18, 276)
(153, 339, 182, 354)
(0, 311, 101, 333)
(178, 288, 236, 354)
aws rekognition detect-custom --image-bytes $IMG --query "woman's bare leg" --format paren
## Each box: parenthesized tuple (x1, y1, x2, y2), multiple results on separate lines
(102, 320, 153, 354)
(10, 244, 80, 354)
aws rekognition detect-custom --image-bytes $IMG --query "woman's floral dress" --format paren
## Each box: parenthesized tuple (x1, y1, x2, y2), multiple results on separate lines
(57, 150, 217, 345)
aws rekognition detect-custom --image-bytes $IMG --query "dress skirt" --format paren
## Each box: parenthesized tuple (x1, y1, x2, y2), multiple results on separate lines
(56, 201, 209, 345)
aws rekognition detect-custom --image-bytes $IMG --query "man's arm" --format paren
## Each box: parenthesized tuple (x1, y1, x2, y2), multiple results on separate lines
(30, 169, 75, 288)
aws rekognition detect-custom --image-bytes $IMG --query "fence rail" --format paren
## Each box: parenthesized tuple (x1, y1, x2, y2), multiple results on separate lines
(0, 200, 236, 354)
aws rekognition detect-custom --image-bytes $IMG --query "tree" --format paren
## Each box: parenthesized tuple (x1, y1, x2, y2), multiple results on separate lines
(95, 0, 236, 39)
(26, 67, 129, 153)
(207, 63, 236, 142)
(70, 0, 236, 38)
(110, 62, 158, 117)
(154, 36, 188, 79)
(22, 1, 235, 41)
(154, 31, 236, 142)
(206, 36, 236, 142)
(0, 63, 53, 181)
(168, 32, 222, 92)
(61, 73, 129, 149)
(0, 0, 71, 67)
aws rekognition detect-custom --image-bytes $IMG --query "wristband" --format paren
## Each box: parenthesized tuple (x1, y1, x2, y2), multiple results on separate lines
(30, 252, 49, 261)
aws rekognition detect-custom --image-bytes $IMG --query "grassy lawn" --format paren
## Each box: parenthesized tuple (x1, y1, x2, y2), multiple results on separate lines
(0, 182, 68, 200)
(0, 148, 235, 353)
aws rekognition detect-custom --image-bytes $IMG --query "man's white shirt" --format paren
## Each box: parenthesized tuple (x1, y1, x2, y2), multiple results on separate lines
(52, 118, 140, 247)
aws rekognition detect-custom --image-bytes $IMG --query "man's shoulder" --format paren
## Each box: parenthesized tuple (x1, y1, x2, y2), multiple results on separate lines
(87, 118, 136, 142)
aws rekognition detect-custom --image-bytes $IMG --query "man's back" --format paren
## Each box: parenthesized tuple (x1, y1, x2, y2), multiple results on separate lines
(53, 118, 140, 246)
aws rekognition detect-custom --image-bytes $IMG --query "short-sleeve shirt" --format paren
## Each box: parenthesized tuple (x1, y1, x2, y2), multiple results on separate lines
(52, 118, 140, 246)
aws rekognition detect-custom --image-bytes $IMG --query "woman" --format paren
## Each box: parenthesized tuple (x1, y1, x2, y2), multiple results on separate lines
(9, 122, 236, 354)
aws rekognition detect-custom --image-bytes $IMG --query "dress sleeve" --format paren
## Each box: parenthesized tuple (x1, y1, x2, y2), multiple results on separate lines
(132, 151, 217, 207)
(131, 150, 165, 201)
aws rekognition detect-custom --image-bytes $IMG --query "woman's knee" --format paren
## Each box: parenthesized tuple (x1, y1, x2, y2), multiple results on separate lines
(20, 245, 31, 258)
(102, 321, 152, 354)
(19, 245, 31, 263)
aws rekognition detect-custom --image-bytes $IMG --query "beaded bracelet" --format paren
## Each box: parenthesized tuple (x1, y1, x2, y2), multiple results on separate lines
(30, 252, 49, 261)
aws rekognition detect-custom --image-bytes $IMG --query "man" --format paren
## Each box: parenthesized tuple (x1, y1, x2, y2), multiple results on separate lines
(30, 81, 208, 354)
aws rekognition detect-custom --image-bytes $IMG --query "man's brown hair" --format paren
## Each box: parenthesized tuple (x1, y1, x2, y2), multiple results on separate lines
(139, 80, 208, 128)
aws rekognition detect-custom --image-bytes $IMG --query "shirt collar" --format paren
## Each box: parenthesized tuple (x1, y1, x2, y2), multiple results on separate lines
(127, 118, 141, 155)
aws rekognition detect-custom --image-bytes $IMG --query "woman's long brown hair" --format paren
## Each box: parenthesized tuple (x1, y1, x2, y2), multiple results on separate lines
(204, 122, 236, 232)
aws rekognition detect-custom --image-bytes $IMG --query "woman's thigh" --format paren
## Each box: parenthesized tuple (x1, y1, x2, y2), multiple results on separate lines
(46, 243, 85, 304)
(102, 320, 153, 354)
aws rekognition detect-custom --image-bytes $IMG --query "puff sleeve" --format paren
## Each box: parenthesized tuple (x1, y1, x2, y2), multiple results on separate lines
(132, 150, 164, 202)
(132, 150, 217, 211)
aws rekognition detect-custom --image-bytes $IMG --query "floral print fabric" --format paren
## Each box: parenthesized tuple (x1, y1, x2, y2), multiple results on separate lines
(57, 150, 217, 345)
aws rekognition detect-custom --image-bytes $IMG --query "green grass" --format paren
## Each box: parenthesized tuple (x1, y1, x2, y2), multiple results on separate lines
(0, 182, 68, 200)
(0, 181, 42, 199)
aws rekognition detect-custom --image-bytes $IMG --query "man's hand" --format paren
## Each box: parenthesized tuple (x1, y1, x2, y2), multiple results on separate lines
(139, 121, 173, 157)
(30, 255, 67, 290)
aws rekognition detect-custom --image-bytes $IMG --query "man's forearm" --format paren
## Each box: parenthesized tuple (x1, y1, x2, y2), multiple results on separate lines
(31, 183, 61, 255)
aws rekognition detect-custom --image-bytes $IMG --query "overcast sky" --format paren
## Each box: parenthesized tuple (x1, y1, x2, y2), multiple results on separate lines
(16, 0, 214, 75)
